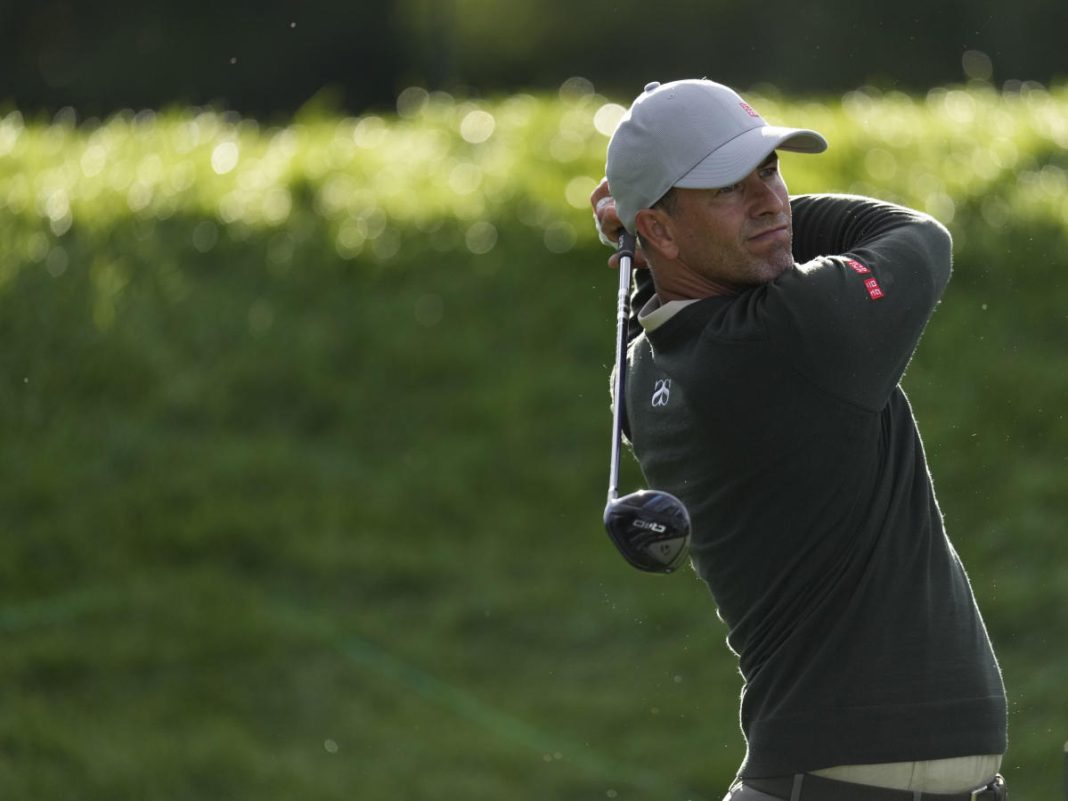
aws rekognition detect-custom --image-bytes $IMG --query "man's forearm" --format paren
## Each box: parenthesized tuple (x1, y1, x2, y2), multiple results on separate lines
(790, 193, 935, 264)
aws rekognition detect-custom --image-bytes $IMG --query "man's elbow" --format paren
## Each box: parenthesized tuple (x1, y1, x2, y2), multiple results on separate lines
(927, 214, 952, 290)
(917, 214, 954, 294)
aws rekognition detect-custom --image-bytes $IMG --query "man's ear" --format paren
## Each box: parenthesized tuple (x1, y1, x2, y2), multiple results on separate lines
(635, 208, 678, 260)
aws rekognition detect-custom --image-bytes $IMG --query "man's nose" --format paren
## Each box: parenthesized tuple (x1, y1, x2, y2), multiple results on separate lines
(746, 174, 785, 216)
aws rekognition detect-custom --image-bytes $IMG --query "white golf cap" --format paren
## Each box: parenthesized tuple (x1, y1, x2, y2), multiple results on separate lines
(606, 79, 828, 232)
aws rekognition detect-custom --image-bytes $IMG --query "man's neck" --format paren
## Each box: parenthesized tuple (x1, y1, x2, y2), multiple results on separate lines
(653, 268, 741, 301)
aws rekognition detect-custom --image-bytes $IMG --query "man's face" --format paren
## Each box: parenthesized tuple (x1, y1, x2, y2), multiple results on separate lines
(665, 153, 793, 291)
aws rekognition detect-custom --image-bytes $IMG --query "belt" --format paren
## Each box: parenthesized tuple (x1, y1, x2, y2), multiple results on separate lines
(745, 773, 1007, 801)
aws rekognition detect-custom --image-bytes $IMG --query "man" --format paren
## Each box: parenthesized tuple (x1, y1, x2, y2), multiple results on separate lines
(590, 79, 1007, 801)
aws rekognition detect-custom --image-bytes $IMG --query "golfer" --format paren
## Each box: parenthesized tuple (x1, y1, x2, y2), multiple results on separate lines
(591, 79, 1007, 801)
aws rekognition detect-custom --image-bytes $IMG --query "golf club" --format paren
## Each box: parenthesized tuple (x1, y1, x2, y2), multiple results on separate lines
(603, 230, 692, 574)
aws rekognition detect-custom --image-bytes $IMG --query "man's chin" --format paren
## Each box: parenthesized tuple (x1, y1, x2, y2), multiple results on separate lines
(750, 254, 794, 285)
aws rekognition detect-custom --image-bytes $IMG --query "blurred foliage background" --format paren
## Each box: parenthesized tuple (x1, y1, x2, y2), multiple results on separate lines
(3, 0, 1067, 117)
(1, 2, 1066, 800)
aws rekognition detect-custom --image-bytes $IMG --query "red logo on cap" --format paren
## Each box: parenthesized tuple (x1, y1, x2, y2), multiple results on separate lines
(739, 102, 760, 118)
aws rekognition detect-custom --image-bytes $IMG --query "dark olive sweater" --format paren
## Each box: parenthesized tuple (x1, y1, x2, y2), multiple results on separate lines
(622, 194, 1006, 778)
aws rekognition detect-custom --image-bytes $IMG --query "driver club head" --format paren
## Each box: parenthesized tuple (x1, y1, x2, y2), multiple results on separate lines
(603, 489, 691, 574)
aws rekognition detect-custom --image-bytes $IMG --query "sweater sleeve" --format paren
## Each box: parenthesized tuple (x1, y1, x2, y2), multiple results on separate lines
(763, 194, 953, 410)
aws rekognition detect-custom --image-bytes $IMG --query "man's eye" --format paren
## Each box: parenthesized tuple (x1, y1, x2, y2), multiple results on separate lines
(717, 182, 742, 195)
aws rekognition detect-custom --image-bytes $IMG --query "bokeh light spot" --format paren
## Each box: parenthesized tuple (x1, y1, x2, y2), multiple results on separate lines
(397, 87, 429, 119)
(81, 144, 107, 177)
(335, 220, 366, 259)
(544, 221, 576, 254)
(550, 131, 584, 163)
(962, 50, 994, 82)
(566, 176, 598, 209)
(211, 141, 240, 175)
(353, 116, 387, 149)
(46, 246, 69, 277)
(192, 220, 219, 253)
(465, 221, 497, 255)
(559, 77, 595, 99)
(127, 182, 153, 214)
(262, 189, 292, 225)
(924, 192, 956, 224)
(941, 90, 976, 124)
(460, 110, 496, 144)
(594, 104, 626, 137)
(449, 163, 483, 195)
(372, 229, 402, 260)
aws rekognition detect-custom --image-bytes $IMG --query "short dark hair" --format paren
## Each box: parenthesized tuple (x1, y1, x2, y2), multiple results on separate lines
(652, 187, 679, 215)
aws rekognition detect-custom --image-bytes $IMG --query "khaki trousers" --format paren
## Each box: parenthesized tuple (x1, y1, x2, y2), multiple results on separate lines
(723, 755, 1003, 800)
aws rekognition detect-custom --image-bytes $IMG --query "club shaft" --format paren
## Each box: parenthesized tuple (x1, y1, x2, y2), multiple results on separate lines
(607, 232, 636, 503)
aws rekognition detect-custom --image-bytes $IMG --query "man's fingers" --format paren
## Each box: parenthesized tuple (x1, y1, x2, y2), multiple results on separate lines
(591, 178, 625, 248)
(589, 177, 612, 208)
(590, 177, 649, 269)
(607, 247, 651, 271)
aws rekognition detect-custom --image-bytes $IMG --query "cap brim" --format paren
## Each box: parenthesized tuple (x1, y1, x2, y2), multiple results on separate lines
(673, 126, 827, 190)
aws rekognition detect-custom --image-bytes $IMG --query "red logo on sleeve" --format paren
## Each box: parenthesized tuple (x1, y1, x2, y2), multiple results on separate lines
(846, 258, 883, 299)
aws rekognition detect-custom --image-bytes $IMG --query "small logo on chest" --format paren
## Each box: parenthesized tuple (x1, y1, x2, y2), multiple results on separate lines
(651, 379, 672, 407)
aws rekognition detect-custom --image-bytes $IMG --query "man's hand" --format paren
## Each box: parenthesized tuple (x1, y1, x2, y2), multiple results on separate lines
(590, 178, 649, 269)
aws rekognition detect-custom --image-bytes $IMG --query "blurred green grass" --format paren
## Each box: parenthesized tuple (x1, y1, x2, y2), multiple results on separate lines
(0, 83, 1066, 800)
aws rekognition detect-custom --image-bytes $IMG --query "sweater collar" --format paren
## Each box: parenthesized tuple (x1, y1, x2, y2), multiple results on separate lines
(637, 295, 701, 333)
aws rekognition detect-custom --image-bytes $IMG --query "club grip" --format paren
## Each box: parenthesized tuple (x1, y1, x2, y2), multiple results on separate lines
(617, 230, 637, 261)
